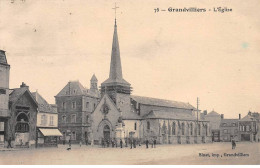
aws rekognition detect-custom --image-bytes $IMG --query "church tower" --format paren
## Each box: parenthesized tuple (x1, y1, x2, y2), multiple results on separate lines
(101, 19, 132, 113)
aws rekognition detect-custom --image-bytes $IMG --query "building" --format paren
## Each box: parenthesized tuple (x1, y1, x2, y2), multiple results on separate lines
(204, 110, 222, 142)
(247, 111, 260, 142)
(89, 19, 211, 145)
(238, 114, 257, 142)
(8, 83, 38, 147)
(0, 50, 10, 148)
(32, 91, 62, 147)
(55, 77, 100, 144)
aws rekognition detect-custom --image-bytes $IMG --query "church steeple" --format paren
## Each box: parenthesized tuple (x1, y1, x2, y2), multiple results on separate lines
(109, 19, 123, 80)
(101, 19, 132, 96)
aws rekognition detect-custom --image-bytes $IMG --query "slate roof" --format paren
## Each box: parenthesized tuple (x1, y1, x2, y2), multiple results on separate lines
(220, 119, 239, 123)
(32, 92, 57, 113)
(240, 115, 254, 121)
(122, 111, 142, 120)
(131, 95, 195, 110)
(56, 81, 100, 98)
(207, 110, 220, 116)
(144, 110, 197, 120)
(9, 87, 38, 106)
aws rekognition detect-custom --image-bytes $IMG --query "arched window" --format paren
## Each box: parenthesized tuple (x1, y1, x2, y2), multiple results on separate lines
(182, 123, 185, 135)
(172, 122, 176, 135)
(16, 113, 29, 133)
(147, 121, 150, 130)
(191, 123, 193, 136)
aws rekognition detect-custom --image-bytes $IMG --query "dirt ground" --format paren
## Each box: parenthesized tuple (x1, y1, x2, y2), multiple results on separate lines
(0, 142, 259, 165)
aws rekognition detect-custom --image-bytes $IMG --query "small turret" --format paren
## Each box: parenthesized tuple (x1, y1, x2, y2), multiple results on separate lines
(90, 74, 98, 91)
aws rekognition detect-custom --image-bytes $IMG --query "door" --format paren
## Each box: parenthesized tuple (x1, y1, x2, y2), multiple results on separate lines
(103, 125, 110, 141)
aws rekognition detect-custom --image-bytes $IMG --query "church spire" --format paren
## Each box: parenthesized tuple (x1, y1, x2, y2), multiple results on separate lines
(109, 19, 123, 80)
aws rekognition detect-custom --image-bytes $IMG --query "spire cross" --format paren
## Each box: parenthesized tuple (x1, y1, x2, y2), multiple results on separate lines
(112, 3, 119, 19)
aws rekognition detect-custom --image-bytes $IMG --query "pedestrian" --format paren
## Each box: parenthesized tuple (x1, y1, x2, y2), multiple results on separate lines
(133, 139, 136, 148)
(125, 138, 128, 147)
(101, 138, 105, 148)
(79, 140, 82, 147)
(7, 137, 12, 148)
(111, 139, 114, 148)
(146, 139, 149, 149)
(153, 138, 156, 148)
(120, 139, 123, 148)
(130, 139, 133, 149)
(232, 139, 236, 149)
(107, 139, 110, 147)
(151, 138, 154, 148)
(115, 139, 118, 148)
(67, 139, 71, 150)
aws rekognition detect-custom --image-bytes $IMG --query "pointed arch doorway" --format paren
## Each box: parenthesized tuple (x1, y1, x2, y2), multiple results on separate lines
(103, 125, 110, 141)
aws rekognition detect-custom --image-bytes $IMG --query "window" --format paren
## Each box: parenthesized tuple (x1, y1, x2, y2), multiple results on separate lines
(15, 123, 29, 132)
(62, 102, 66, 109)
(205, 125, 208, 136)
(147, 121, 150, 130)
(62, 116, 66, 123)
(71, 132, 76, 140)
(181, 123, 185, 135)
(71, 114, 76, 123)
(232, 123, 236, 127)
(246, 125, 250, 131)
(172, 122, 176, 135)
(73, 90, 76, 94)
(222, 123, 227, 126)
(86, 102, 89, 108)
(190, 123, 193, 136)
(72, 102, 76, 109)
(41, 115, 47, 125)
(134, 123, 137, 130)
(0, 89, 6, 94)
(0, 122, 4, 131)
(224, 129, 228, 133)
(86, 115, 89, 123)
(49, 116, 54, 126)
(198, 124, 201, 136)
(234, 129, 238, 133)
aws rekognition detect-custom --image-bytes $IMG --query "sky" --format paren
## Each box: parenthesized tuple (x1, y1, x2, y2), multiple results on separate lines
(0, 0, 259, 118)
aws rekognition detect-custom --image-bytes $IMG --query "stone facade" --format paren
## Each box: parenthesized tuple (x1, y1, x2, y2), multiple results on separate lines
(8, 83, 38, 147)
(55, 78, 99, 144)
(0, 50, 10, 147)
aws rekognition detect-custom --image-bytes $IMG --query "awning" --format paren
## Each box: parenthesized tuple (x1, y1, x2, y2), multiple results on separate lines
(39, 128, 63, 136)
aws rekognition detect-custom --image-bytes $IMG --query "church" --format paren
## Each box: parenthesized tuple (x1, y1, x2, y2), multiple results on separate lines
(56, 19, 212, 145)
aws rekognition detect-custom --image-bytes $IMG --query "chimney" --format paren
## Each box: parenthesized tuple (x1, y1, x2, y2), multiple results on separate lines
(239, 114, 241, 120)
(203, 110, 207, 115)
(221, 114, 224, 119)
(20, 82, 29, 89)
(248, 111, 252, 116)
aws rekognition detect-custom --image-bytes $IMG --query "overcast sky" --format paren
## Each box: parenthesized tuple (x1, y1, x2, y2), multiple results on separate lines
(0, 0, 259, 118)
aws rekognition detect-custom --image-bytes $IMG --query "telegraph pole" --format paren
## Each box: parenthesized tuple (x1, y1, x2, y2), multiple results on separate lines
(197, 97, 199, 122)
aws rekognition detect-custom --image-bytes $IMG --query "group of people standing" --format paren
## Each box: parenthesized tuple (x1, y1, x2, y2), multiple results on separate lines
(100, 137, 157, 149)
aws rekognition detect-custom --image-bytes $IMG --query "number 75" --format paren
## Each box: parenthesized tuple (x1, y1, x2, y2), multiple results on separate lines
(154, 8, 159, 13)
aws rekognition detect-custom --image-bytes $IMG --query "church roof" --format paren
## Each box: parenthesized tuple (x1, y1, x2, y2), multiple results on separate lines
(122, 111, 142, 120)
(0, 50, 8, 64)
(144, 110, 197, 121)
(32, 92, 57, 113)
(56, 81, 100, 98)
(131, 95, 195, 110)
(102, 20, 130, 86)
